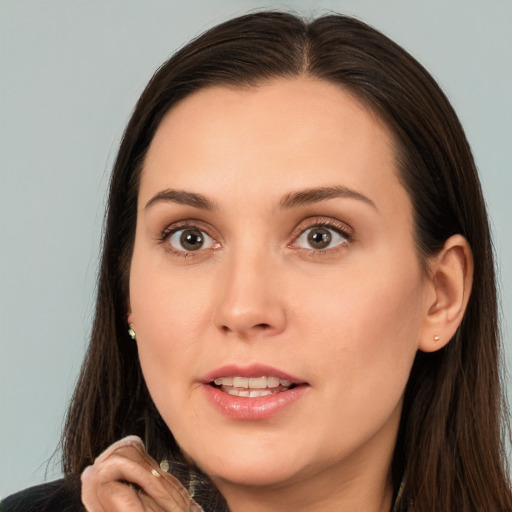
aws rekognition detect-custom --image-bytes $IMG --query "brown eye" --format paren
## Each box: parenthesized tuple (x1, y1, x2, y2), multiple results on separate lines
(307, 228, 332, 249)
(295, 225, 348, 251)
(168, 228, 214, 252)
(180, 229, 204, 250)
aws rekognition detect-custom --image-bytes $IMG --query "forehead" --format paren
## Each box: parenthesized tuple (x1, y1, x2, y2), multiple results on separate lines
(140, 78, 406, 213)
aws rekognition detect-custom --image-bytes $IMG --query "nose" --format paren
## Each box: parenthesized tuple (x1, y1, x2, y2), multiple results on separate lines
(213, 251, 287, 339)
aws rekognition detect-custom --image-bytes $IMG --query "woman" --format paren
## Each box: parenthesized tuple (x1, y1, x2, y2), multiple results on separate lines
(3, 10, 511, 512)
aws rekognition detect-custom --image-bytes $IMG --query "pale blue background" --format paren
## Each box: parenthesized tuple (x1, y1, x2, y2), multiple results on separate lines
(1, 0, 511, 498)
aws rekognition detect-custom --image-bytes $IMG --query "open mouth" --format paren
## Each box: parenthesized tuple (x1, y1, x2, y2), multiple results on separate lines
(209, 376, 297, 397)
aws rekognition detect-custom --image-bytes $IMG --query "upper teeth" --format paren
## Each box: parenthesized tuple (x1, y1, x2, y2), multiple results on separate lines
(213, 376, 292, 389)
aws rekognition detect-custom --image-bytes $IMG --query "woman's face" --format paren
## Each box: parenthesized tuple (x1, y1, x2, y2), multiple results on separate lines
(129, 78, 430, 496)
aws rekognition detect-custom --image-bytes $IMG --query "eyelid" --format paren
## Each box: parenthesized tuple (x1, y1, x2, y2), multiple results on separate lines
(292, 217, 354, 238)
(157, 216, 353, 257)
(289, 217, 354, 251)
(158, 220, 221, 256)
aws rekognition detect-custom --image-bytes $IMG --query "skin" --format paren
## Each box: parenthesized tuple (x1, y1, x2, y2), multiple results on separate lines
(82, 78, 473, 512)
(82, 437, 203, 512)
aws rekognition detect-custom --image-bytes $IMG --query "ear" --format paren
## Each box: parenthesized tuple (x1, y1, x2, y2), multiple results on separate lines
(126, 301, 133, 325)
(418, 234, 474, 353)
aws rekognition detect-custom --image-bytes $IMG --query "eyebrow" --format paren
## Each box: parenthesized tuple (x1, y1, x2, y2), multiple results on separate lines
(279, 186, 377, 210)
(145, 189, 217, 211)
(144, 185, 376, 212)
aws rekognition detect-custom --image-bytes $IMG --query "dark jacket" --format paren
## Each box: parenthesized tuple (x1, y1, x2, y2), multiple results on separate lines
(1, 480, 84, 512)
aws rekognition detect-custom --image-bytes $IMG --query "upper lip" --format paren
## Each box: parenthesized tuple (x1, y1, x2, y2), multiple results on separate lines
(199, 363, 306, 385)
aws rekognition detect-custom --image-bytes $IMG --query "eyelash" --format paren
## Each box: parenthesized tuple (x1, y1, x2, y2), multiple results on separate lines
(158, 221, 218, 258)
(289, 218, 353, 256)
(158, 218, 354, 258)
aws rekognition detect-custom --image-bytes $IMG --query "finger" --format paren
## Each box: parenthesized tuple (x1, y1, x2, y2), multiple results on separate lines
(81, 436, 147, 512)
(81, 465, 107, 512)
(108, 444, 203, 510)
(84, 479, 155, 512)
(138, 490, 173, 512)
(83, 461, 159, 512)
(95, 435, 145, 463)
(83, 449, 202, 511)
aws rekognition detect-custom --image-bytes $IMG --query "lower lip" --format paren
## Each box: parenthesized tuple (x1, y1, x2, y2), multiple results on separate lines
(202, 384, 308, 420)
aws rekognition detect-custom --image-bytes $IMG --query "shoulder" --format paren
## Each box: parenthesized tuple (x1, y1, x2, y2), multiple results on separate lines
(1, 479, 84, 512)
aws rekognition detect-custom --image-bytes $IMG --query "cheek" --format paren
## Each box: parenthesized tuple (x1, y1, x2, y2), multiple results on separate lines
(311, 265, 422, 360)
(130, 241, 214, 339)
(128, 254, 214, 413)
(295, 257, 423, 424)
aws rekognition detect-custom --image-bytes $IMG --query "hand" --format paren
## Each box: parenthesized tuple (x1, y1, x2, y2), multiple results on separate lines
(81, 436, 204, 512)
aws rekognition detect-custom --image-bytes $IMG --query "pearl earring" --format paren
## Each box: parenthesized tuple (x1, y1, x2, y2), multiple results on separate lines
(433, 335, 440, 342)
(128, 324, 136, 340)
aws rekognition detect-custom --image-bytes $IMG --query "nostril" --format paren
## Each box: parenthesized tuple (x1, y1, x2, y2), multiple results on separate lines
(221, 322, 270, 333)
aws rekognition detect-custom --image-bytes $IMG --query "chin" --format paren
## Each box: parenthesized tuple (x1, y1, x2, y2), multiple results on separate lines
(189, 442, 313, 489)
(209, 463, 301, 489)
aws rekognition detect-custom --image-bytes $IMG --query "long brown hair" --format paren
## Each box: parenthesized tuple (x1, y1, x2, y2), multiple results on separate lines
(62, 11, 512, 511)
